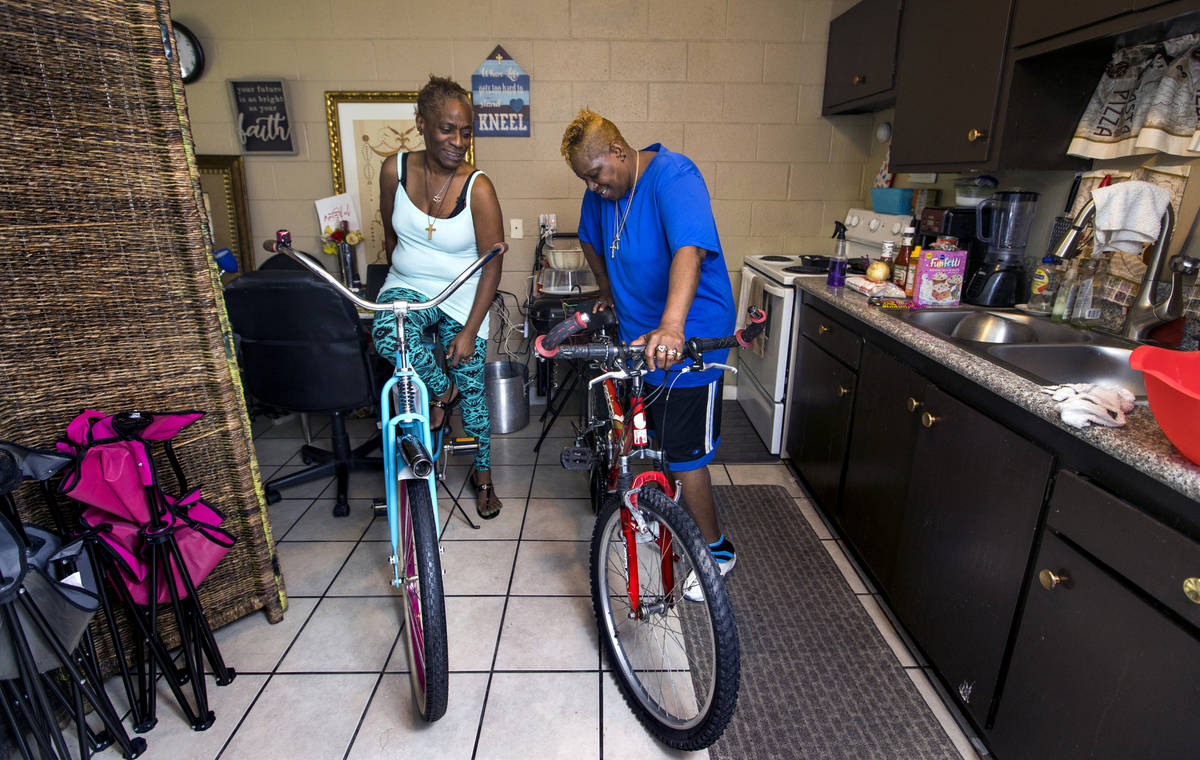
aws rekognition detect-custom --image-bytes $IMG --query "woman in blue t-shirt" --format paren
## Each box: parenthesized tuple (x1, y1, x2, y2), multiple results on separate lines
(372, 76, 506, 519)
(561, 109, 738, 599)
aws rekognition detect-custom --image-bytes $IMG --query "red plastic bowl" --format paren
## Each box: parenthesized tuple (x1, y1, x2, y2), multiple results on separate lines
(1129, 346, 1200, 466)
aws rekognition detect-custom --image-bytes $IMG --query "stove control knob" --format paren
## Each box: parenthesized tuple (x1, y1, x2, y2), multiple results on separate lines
(868, 218, 881, 232)
(848, 214, 860, 227)
(891, 222, 903, 235)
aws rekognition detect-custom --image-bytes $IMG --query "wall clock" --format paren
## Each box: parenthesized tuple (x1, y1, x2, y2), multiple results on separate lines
(173, 21, 205, 84)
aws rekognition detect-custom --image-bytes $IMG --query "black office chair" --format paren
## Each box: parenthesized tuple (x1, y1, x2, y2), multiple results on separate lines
(224, 270, 383, 516)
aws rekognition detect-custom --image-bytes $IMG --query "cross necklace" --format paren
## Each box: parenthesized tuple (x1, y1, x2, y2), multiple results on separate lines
(423, 155, 455, 240)
(609, 150, 641, 258)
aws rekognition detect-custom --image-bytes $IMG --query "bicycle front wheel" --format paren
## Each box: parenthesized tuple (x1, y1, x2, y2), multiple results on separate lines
(590, 486, 740, 750)
(398, 477, 448, 721)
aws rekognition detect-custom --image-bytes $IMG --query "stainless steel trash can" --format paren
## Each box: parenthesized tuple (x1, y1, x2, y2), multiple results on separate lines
(485, 361, 529, 434)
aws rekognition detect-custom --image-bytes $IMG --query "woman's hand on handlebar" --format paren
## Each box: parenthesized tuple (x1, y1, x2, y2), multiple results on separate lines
(638, 322, 686, 371)
(590, 295, 613, 313)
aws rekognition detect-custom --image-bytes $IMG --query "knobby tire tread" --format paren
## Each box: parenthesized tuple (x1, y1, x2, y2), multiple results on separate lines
(590, 485, 740, 750)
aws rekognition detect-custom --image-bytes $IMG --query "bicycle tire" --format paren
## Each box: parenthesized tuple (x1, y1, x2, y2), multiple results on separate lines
(590, 485, 740, 750)
(398, 477, 448, 722)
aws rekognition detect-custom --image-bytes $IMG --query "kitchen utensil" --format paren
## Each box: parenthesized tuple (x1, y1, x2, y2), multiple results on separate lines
(1129, 346, 1200, 465)
(965, 190, 1040, 307)
(1046, 173, 1083, 256)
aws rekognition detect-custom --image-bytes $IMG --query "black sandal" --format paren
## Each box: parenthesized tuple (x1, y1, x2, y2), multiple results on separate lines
(429, 384, 461, 434)
(473, 475, 502, 520)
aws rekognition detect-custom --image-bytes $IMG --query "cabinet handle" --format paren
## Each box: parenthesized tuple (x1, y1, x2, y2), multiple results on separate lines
(1039, 569, 1069, 590)
(920, 411, 938, 428)
(906, 397, 922, 412)
(837, 385, 851, 397)
(1184, 577, 1200, 605)
(818, 324, 830, 335)
(852, 74, 866, 85)
(967, 128, 987, 143)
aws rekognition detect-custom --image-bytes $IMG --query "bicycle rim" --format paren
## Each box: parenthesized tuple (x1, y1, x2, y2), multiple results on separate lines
(399, 477, 449, 721)
(590, 487, 740, 750)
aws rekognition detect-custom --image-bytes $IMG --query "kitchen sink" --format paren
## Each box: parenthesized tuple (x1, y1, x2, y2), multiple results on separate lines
(896, 308, 1093, 345)
(987, 344, 1146, 400)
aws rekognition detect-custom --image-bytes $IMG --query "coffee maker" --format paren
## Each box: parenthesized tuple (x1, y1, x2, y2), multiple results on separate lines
(963, 190, 1039, 307)
(917, 206, 992, 278)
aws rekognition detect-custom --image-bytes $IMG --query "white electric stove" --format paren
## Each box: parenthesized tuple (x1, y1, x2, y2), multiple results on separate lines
(736, 207, 914, 456)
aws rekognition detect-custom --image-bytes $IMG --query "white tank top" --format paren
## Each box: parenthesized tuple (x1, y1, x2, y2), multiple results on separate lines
(380, 155, 488, 336)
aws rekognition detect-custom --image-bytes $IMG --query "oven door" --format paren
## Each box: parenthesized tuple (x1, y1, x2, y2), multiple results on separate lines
(736, 267, 795, 401)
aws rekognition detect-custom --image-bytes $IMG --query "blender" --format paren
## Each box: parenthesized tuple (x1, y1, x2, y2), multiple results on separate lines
(964, 190, 1039, 307)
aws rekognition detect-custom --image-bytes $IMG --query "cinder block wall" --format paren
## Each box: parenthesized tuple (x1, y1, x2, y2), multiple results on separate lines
(176, 0, 870, 290)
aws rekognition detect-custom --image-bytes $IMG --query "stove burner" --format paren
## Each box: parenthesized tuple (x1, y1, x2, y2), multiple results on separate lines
(784, 264, 826, 274)
(760, 255, 791, 262)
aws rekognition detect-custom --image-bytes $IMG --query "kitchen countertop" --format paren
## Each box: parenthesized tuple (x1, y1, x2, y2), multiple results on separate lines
(794, 279, 1200, 506)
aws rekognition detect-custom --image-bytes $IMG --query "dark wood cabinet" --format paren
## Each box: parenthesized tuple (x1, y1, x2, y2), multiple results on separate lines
(891, 0, 1013, 168)
(1012, 0, 1138, 47)
(990, 530, 1199, 759)
(991, 471, 1200, 759)
(1011, 0, 1192, 51)
(789, 335, 857, 513)
(888, 385, 1053, 726)
(839, 344, 925, 592)
(822, 0, 902, 115)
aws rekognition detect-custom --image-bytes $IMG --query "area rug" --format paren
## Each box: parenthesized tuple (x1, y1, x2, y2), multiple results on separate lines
(707, 485, 960, 760)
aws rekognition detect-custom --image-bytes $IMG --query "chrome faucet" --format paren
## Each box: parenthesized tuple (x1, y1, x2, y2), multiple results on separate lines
(1050, 198, 1197, 342)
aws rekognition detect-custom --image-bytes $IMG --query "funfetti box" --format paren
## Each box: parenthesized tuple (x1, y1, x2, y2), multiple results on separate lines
(913, 249, 967, 307)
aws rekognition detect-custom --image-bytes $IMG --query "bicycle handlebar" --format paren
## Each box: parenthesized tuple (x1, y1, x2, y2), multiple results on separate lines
(535, 306, 767, 365)
(262, 230, 507, 313)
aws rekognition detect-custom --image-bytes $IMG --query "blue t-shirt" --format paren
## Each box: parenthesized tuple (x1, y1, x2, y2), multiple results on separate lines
(578, 144, 735, 387)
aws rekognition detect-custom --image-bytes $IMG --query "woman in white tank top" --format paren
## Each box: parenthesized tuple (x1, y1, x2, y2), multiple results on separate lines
(371, 76, 507, 519)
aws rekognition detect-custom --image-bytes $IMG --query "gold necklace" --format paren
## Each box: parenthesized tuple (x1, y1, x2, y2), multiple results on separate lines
(609, 150, 641, 259)
(423, 155, 455, 240)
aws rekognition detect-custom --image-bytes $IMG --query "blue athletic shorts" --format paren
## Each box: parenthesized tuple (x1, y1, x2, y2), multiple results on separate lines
(643, 376, 723, 472)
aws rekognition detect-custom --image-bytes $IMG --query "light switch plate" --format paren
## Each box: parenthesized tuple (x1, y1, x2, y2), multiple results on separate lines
(509, 218, 524, 239)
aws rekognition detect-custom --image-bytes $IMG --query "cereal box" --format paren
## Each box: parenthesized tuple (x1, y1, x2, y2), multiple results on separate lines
(912, 249, 967, 307)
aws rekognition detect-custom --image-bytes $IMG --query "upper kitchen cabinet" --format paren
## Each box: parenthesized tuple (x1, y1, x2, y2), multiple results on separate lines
(821, 0, 902, 115)
(1011, 0, 1197, 54)
(890, 0, 1092, 173)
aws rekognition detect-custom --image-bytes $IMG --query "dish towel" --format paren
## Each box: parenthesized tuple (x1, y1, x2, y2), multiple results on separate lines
(1091, 181, 1172, 255)
(1041, 383, 1136, 429)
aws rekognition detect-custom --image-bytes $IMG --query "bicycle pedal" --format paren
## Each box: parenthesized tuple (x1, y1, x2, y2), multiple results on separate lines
(372, 498, 387, 518)
(560, 446, 593, 470)
(444, 436, 480, 457)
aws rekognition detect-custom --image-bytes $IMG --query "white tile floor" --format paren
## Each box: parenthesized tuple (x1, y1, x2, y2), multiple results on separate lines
(82, 411, 983, 760)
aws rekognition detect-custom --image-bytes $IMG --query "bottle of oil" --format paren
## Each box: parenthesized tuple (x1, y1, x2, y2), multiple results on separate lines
(893, 226, 916, 290)
(904, 245, 922, 299)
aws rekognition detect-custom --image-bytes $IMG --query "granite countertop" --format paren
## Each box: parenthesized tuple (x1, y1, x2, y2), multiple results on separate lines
(794, 279, 1200, 505)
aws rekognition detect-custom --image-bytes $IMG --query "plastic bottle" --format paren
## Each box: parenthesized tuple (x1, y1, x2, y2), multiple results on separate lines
(1026, 256, 1061, 313)
(1050, 259, 1080, 322)
(904, 245, 922, 299)
(1070, 257, 1105, 327)
(893, 226, 916, 290)
(879, 240, 897, 280)
(827, 221, 848, 291)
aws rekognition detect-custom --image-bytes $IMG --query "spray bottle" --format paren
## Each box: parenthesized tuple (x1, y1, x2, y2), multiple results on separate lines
(828, 221, 848, 292)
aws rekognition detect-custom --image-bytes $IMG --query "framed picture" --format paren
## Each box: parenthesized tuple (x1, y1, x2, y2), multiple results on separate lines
(325, 90, 475, 265)
(197, 154, 253, 273)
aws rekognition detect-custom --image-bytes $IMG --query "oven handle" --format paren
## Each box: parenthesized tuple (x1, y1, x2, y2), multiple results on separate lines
(757, 279, 791, 299)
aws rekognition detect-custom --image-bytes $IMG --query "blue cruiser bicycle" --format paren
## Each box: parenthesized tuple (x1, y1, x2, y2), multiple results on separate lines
(264, 231, 505, 722)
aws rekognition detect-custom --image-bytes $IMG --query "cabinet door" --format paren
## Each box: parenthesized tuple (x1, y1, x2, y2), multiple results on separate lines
(891, 0, 1013, 167)
(822, 0, 902, 113)
(840, 345, 925, 591)
(990, 532, 1199, 760)
(789, 338, 857, 513)
(889, 385, 1053, 725)
(1011, 0, 1134, 47)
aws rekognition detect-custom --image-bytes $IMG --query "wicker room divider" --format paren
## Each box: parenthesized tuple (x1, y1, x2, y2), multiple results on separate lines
(0, 0, 287, 672)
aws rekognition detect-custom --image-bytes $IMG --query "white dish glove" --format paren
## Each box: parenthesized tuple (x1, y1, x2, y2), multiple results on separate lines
(1041, 383, 1136, 429)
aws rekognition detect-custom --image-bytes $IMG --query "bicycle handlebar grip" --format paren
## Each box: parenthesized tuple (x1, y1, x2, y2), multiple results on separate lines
(735, 306, 768, 347)
(535, 311, 591, 358)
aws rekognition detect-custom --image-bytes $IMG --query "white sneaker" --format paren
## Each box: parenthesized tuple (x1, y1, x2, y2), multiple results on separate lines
(682, 540, 736, 602)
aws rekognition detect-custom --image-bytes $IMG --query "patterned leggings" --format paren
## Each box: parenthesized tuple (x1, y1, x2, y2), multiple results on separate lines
(372, 287, 490, 471)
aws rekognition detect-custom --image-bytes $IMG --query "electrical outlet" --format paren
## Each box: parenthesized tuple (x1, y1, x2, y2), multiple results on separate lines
(509, 218, 524, 239)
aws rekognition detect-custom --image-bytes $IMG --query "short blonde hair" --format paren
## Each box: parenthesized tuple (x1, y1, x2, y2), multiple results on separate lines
(560, 108, 624, 164)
